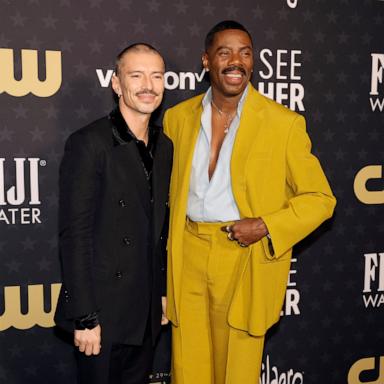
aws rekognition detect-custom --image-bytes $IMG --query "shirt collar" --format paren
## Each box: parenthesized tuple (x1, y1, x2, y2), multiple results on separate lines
(201, 83, 250, 117)
(109, 106, 160, 153)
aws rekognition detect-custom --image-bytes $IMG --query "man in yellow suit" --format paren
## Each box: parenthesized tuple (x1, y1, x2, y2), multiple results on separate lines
(163, 20, 336, 384)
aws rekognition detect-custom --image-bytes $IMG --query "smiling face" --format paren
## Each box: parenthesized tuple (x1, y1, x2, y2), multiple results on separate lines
(112, 49, 165, 116)
(203, 29, 254, 98)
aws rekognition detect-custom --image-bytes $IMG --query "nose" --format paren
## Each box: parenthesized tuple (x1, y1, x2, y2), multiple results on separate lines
(143, 74, 153, 90)
(228, 51, 242, 65)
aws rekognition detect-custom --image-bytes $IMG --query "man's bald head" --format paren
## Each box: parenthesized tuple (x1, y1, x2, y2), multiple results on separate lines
(115, 43, 164, 75)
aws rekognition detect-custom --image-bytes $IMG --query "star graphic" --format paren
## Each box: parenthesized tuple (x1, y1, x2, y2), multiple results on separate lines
(73, 16, 88, 31)
(264, 28, 277, 40)
(325, 51, 335, 64)
(38, 257, 52, 271)
(104, 18, 118, 32)
(252, 5, 263, 20)
(202, 2, 215, 16)
(147, 0, 160, 12)
(42, 14, 57, 29)
(26, 36, 42, 49)
(74, 61, 89, 76)
(44, 105, 59, 119)
(89, 40, 103, 54)
(30, 126, 45, 141)
(75, 105, 90, 120)
(89, 0, 102, 8)
(59, 39, 74, 53)
(13, 104, 28, 119)
(11, 12, 27, 27)
(225, 4, 238, 18)
(162, 21, 175, 35)
(21, 237, 36, 251)
(278, 7, 289, 20)
(0, 33, 11, 46)
(338, 31, 349, 44)
(118, 0, 132, 10)
(133, 19, 147, 34)
(303, 9, 314, 22)
(175, 0, 189, 14)
(6, 260, 22, 273)
(188, 23, 201, 37)
(0, 126, 14, 142)
(314, 31, 325, 43)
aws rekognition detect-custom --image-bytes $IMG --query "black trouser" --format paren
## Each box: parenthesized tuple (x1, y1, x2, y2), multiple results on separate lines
(76, 325, 153, 384)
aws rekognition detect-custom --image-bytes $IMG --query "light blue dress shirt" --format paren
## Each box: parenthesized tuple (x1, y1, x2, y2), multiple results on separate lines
(187, 85, 249, 222)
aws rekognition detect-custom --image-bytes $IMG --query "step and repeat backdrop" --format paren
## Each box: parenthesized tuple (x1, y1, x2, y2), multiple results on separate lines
(0, 0, 383, 383)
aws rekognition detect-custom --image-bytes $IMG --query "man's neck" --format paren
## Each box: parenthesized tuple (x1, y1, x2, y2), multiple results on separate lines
(119, 102, 150, 144)
(211, 87, 245, 114)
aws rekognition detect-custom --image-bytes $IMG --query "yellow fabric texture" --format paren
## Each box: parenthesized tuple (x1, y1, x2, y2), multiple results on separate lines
(163, 84, 336, 336)
(171, 220, 264, 384)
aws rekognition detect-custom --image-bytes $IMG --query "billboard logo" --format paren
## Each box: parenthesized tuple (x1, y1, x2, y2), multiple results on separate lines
(281, 258, 301, 316)
(363, 252, 384, 308)
(370, 53, 384, 112)
(97, 68, 207, 91)
(260, 355, 303, 384)
(0, 283, 61, 330)
(0, 157, 45, 225)
(286, 0, 298, 8)
(0, 48, 62, 97)
(257, 49, 304, 111)
(348, 356, 384, 384)
(354, 165, 384, 205)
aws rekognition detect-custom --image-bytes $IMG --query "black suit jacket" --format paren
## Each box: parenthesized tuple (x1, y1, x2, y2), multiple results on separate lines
(54, 109, 173, 345)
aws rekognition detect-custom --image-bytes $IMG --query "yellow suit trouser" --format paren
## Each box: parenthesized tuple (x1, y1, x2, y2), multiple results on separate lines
(172, 219, 265, 384)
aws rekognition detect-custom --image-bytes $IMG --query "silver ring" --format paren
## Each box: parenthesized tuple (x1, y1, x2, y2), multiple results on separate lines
(227, 232, 235, 241)
(238, 242, 247, 247)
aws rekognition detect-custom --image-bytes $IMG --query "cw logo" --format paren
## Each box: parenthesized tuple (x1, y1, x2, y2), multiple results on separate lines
(0, 283, 61, 330)
(348, 356, 384, 384)
(354, 165, 384, 204)
(0, 48, 62, 97)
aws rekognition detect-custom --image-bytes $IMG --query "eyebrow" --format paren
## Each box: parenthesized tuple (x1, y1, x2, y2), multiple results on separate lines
(215, 45, 253, 51)
(126, 70, 165, 74)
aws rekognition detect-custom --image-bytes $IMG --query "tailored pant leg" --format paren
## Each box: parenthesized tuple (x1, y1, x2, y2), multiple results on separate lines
(76, 343, 112, 384)
(171, 222, 213, 384)
(225, 328, 264, 384)
(171, 220, 266, 384)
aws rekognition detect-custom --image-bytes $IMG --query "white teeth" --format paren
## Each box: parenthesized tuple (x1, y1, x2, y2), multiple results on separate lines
(225, 73, 242, 78)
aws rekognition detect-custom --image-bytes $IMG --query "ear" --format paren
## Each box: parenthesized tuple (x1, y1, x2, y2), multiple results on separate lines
(202, 53, 209, 72)
(111, 74, 121, 96)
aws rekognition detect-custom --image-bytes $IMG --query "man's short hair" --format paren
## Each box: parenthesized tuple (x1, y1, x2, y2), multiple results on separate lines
(115, 43, 163, 75)
(204, 20, 253, 52)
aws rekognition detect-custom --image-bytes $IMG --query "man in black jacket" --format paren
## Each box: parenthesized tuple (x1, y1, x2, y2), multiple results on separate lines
(54, 43, 173, 384)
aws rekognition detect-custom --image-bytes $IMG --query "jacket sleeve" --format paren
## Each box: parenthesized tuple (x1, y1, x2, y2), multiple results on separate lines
(261, 115, 336, 259)
(59, 131, 100, 319)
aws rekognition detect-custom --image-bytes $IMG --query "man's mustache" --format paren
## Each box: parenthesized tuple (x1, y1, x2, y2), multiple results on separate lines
(222, 66, 246, 75)
(136, 89, 159, 96)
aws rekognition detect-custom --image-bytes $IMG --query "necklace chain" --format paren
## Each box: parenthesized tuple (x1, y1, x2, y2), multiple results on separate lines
(211, 100, 237, 133)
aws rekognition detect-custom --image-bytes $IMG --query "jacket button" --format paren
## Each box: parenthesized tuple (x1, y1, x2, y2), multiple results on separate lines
(123, 237, 131, 245)
(118, 199, 126, 207)
(115, 271, 122, 278)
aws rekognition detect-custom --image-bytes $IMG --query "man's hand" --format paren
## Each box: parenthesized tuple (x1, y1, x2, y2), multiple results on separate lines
(224, 218, 268, 247)
(161, 296, 169, 325)
(74, 325, 101, 356)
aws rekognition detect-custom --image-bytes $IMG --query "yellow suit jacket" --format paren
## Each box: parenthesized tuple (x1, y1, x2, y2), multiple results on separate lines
(163, 84, 336, 336)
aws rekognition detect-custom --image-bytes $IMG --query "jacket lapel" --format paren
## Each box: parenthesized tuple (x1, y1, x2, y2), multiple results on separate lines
(231, 85, 267, 218)
(173, 103, 203, 225)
